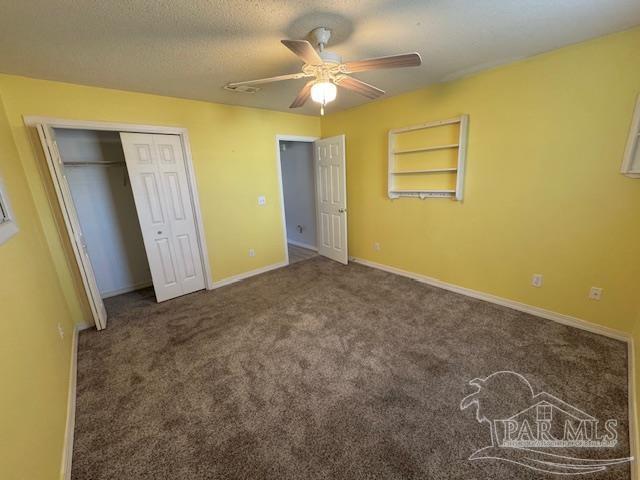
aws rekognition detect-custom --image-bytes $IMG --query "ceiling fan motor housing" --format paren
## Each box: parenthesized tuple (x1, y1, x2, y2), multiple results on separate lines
(319, 50, 341, 65)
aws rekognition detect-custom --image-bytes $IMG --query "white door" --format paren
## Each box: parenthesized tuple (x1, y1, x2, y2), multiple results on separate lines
(36, 125, 108, 329)
(120, 133, 205, 302)
(314, 135, 348, 264)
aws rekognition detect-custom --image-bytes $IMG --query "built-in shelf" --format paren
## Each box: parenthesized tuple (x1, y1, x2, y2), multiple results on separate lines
(393, 144, 459, 155)
(391, 168, 458, 175)
(389, 189, 456, 199)
(388, 115, 469, 200)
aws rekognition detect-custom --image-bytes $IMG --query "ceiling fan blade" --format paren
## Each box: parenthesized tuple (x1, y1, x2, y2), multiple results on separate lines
(281, 39, 323, 66)
(290, 80, 315, 108)
(335, 75, 385, 99)
(341, 53, 422, 73)
(227, 72, 309, 88)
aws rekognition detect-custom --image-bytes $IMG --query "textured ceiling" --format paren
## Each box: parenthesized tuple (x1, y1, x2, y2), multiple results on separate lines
(0, 1, 639, 116)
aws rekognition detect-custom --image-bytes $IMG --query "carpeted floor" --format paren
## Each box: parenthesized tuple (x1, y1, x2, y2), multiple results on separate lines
(288, 243, 318, 265)
(72, 257, 631, 479)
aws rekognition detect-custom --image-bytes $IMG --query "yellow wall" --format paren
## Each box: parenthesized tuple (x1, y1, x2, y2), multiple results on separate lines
(2, 25, 640, 480)
(0, 74, 320, 328)
(322, 27, 640, 334)
(0, 93, 75, 479)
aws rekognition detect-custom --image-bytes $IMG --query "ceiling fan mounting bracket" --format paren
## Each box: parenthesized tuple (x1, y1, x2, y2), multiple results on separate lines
(310, 27, 332, 51)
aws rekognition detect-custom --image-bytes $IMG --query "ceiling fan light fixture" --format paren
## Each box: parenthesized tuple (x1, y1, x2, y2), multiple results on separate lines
(311, 81, 337, 105)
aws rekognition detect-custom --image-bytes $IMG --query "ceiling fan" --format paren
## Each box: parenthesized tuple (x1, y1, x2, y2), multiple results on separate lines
(226, 27, 422, 115)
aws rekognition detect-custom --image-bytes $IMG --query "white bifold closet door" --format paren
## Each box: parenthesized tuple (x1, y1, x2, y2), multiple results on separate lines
(120, 133, 205, 302)
(314, 135, 348, 264)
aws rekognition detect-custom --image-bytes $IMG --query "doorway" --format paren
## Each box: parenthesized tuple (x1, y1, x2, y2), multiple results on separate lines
(29, 117, 213, 330)
(276, 134, 348, 266)
(56, 129, 152, 301)
(279, 139, 318, 264)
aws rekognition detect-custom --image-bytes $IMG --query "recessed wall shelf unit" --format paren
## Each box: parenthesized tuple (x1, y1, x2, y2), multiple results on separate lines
(388, 115, 469, 200)
(621, 94, 640, 178)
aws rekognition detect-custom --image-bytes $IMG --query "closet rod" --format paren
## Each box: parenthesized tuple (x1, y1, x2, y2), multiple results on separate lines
(64, 161, 125, 167)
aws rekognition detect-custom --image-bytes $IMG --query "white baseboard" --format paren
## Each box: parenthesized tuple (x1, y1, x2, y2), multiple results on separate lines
(60, 325, 79, 480)
(287, 239, 318, 251)
(101, 281, 153, 299)
(350, 257, 630, 343)
(351, 256, 637, 475)
(210, 261, 288, 289)
(628, 339, 639, 479)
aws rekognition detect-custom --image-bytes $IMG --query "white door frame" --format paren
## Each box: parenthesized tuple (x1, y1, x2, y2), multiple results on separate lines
(25, 116, 214, 329)
(275, 134, 319, 265)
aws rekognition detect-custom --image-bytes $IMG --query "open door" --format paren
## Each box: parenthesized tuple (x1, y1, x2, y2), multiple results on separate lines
(36, 125, 108, 330)
(314, 135, 348, 264)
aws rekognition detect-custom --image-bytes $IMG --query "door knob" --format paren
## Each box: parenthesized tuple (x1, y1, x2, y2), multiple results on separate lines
(157, 231, 163, 235)
(338, 208, 346, 213)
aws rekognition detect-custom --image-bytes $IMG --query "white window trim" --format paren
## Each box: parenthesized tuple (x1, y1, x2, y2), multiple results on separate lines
(0, 177, 19, 245)
(621, 93, 640, 178)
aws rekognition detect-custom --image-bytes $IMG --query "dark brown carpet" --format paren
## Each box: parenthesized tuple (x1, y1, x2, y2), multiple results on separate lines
(72, 257, 631, 479)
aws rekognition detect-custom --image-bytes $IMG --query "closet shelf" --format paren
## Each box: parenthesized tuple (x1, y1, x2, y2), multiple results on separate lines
(390, 168, 458, 175)
(64, 160, 125, 167)
(393, 144, 459, 155)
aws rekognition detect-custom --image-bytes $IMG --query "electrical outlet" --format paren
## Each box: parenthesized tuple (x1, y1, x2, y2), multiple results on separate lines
(532, 274, 543, 288)
(373, 242, 381, 251)
(249, 248, 256, 257)
(257, 195, 266, 206)
(589, 287, 603, 301)
(57, 322, 64, 339)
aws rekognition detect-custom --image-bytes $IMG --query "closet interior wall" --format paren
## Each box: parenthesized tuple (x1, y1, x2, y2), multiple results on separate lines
(56, 128, 151, 299)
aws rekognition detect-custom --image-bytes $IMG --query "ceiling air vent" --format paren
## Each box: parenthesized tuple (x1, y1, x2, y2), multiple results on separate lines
(224, 85, 260, 94)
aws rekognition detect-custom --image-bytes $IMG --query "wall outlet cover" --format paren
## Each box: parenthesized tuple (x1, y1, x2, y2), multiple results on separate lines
(532, 274, 543, 288)
(258, 195, 266, 206)
(589, 287, 603, 300)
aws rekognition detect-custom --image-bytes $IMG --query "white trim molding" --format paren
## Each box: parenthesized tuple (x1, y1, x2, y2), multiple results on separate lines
(60, 325, 79, 480)
(24, 115, 214, 330)
(275, 134, 319, 266)
(0, 176, 19, 245)
(350, 256, 637, 477)
(210, 261, 287, 289)
(350, 256, 631, 342)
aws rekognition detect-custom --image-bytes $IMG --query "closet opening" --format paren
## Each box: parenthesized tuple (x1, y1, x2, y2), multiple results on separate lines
(29, 116, 213, 330)
(55, 128, 152, 312)
(278, 139, 318, 265)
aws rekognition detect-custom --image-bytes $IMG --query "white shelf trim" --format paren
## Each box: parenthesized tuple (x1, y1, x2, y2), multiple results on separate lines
(388, 115, 469, 201)
(393, 144, 459, 155)
(391, 168, 458, 175)
(390, 189, 455, 193)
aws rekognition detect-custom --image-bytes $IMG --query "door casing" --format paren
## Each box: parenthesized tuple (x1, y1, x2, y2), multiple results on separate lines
(26, 116, 214, 330)
(275, 135, 320, 265)
(275, 134, 348, 265)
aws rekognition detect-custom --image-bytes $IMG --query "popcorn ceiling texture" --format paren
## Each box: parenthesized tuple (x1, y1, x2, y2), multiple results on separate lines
(72, 257, 630, 479)
(0, 1, 638, 115)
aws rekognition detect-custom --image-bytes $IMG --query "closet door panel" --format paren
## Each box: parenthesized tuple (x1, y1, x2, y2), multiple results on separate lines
(120, 132, 183, 302)
(153, 134, 205, 295)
